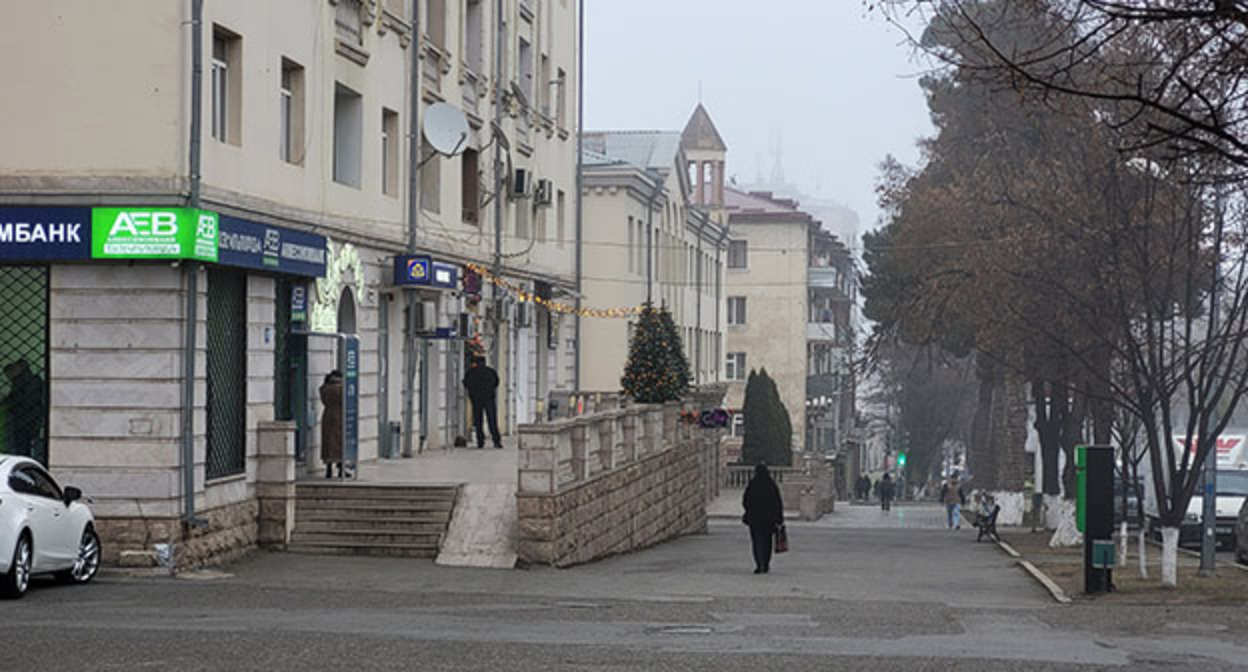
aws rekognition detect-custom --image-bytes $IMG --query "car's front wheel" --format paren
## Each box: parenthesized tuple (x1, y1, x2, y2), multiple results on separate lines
(56, 527, 100, 585)
(1, 534, 32, 599)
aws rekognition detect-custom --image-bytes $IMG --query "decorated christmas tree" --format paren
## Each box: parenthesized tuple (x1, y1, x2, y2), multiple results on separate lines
(621, 304, 690, 403)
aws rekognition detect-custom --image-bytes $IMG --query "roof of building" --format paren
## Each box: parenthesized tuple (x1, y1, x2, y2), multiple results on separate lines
(582, 131, 683, 171)
(724, 187, 806, 216)
(681, 103, 727, 152)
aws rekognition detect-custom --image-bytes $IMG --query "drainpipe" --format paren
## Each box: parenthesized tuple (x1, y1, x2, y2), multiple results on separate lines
(573, 0, 584, 390)
(490, 0, 505, 367)
(715, 226, 725, 382)
(645, 175, 660, 305)
(401, 0, 422, 458)
(181, 0, 206, 530)
(695, 218, 703, 385)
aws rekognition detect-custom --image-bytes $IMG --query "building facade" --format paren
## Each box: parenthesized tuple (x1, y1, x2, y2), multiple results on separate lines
(578, 107, 728, 394)
(722, 188, 856, 462)
(0, 0, 578, 566)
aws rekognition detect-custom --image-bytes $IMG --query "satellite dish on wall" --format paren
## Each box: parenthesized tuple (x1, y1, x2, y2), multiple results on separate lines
(424, 103, 469, 156)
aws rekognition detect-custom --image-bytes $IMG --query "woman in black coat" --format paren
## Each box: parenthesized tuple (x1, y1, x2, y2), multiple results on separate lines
(742, 463, 785, 574)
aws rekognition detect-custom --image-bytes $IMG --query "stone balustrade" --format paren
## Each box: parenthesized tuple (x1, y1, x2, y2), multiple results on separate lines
(515, 387, 726, 567)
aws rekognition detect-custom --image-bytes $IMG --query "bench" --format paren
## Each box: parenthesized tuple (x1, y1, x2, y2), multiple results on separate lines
(975, 504, 1000, 543)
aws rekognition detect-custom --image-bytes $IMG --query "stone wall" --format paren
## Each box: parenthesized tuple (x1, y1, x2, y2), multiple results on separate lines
(515, 399, 719, 568)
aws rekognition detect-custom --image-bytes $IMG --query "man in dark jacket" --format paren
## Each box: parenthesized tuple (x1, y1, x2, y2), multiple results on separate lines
(742, 463, 785, 574)
(463, 356, 503, 449)
(879, 472, 896, 511)
(2, 360, 45, 459)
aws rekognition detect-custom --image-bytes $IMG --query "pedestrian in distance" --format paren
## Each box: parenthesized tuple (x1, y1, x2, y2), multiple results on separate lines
(463, 356, 503, 449)
(879, 472, 895, 511)
(862, 475, 873, 502)
(941, 471, 966, 529)
(742, 463, 785, 574)
(319, 370, 346, 479)
(1, 360, 45, 459)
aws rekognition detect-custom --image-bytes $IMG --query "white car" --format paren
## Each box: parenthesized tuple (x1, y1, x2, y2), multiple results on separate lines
(0, 456, 100, 598)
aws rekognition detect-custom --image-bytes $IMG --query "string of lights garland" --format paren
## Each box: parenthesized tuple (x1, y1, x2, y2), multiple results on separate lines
(465, 263, 645, 319)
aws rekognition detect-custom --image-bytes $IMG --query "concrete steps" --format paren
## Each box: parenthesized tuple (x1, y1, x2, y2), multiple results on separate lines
(289, 483, 459, 558)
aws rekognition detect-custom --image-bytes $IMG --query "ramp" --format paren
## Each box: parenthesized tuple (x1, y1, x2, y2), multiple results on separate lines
(436, 483, 518, 568)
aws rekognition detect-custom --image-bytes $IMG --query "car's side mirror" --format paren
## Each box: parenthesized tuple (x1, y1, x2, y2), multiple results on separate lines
(63, 486, 83, 505)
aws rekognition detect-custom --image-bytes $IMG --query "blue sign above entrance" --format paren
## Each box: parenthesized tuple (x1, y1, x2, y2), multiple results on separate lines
(0, 207, 92, 261)
(393, 255, 458, 289)
(217, 216, 328, 278)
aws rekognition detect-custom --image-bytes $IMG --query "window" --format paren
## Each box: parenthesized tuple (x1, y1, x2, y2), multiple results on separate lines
(279, 59, 305, 164)
(465, 0, 484, 72)
(539, 54, 551, 116)
(557, 190, 566, 248)
(206, 268, 247, 480)
(211, 27, 241, 145)
(333, 84, 363, 187)
(382, 108, 399, 196)
(556, 68, 567, 128)
(726, 352, 747, 381)
(731, 413, 744, 438)
(518, 37, 533, 103)
(627, 216, 635, 272)
(420, 138, 441, 213)
(727, 297, 747, 325)
(516, 203, 530, 239)
(461, 148, 480, 224)
(336, 0, 363, 45)
(728, 240, 748, 269)
(427, 0, 446, 48)
(536, 203, 548, 243)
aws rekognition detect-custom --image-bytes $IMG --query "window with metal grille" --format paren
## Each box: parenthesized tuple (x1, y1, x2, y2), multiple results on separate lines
(206, 268, 247, 479)
(0, 266, 49, 465)
(274, 279, 294, 422)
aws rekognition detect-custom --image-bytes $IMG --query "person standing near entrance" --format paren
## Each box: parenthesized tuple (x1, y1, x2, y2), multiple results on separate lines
(941, 472, 966, 529)
(742, 464, 784, 574)
(2, 360, 45, 459)
(879, 472, 895, 511)
(319, 370, 345, 478)
(463, 356, 503, 449)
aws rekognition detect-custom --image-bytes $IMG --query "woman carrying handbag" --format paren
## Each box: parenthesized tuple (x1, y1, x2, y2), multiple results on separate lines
(742, 464, 785, 574)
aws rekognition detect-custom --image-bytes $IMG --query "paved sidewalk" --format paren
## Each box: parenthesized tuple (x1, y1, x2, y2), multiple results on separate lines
(303, 436, 520, 486)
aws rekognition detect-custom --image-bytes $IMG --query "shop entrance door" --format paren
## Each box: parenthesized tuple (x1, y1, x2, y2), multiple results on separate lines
(0, 266, 49, 465)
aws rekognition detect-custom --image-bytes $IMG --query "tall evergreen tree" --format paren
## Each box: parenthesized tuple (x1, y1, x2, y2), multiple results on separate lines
(741, 368, 792, 466)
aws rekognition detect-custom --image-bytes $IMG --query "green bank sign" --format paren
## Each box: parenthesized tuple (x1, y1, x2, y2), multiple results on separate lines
(91, 208, 218, 262)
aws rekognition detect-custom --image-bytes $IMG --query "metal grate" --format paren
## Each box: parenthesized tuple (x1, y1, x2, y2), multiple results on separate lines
(206, 267, 247, 479)
(0, 266, 49, 465)
(274, 279, 293, 422)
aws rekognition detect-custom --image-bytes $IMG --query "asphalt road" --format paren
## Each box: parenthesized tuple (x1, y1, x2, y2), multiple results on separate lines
(3, 503, 1246, 671)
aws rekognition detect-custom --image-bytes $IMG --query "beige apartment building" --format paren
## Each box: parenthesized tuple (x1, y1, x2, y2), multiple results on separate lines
(0, 0, 578, 566)
(579, 106, 728, 393)
(722, 188, 857, 463)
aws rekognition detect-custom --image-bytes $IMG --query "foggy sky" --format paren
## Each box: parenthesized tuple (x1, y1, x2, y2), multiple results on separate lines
(583, 0, 934, 242)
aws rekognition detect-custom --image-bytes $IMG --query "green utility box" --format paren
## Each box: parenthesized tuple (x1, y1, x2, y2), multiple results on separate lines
(1091, 540, 1116, 569)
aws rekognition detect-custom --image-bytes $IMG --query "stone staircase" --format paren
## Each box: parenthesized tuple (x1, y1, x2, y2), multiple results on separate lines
(289, 483, 459, 558)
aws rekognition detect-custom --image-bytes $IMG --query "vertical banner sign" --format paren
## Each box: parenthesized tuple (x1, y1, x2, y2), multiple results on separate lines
(290, 283, 308, 325)
(341, 335, 360, 472)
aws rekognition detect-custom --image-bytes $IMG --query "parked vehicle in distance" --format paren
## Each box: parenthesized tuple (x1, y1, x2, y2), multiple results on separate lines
(1143, 434, 1248, 550)
(1237, 499, 1248, 566)
(0, 456, 100, 598)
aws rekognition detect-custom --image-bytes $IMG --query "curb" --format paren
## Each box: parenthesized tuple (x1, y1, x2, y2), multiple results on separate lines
(1018, 559, 1073, 605)
(994, 538, 1071, 605)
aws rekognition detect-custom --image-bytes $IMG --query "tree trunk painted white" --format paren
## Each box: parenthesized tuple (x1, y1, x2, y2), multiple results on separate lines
(1161, 526, 1179, 587)
(1048, 498, 1082, 547)
(1137, 528, 1148, 579)
(1118, 521, 1129, 567)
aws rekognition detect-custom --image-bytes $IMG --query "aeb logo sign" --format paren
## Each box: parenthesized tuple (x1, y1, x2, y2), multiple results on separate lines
(92, 208, 218, 261)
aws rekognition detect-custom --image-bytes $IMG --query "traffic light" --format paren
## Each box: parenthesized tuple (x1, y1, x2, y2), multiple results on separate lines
(898, 452, 908, 469)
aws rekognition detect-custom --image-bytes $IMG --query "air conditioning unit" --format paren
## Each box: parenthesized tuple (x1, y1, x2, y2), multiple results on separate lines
(510, 167, 529, 199)
(533, 178, 553, 206)
(515, 301, 533, 328)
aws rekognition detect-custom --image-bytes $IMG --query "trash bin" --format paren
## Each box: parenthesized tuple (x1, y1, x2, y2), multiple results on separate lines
(388, 421, 402, 458)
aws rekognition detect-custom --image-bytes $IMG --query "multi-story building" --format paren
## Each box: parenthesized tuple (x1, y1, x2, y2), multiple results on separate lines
(722, 189, 856, 461)
(0, 0, 578, 566)
(578, 106, 728, 391)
